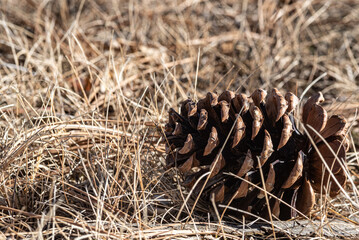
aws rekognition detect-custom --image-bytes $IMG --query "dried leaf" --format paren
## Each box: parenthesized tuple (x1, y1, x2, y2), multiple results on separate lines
(68, 76, 92, 97)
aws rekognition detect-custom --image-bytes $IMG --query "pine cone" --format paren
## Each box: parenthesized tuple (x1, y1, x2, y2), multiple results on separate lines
(164, 89, 349, 220)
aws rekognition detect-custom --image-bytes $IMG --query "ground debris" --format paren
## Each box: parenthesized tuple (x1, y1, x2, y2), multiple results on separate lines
(131, 219, 359, 239)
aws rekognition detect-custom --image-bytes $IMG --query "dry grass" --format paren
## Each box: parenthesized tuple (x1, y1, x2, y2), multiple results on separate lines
(0, 0, 359, 239)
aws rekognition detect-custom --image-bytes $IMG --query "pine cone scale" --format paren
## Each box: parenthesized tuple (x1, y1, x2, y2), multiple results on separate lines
(282, 152, 303, 189)
(277, 114, 292, 150)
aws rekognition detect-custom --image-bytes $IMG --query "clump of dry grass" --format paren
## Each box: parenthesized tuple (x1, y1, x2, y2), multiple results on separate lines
(0, 0, 359, 238)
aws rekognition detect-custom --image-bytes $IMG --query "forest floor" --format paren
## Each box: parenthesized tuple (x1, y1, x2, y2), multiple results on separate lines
(0, 0, 359, 239)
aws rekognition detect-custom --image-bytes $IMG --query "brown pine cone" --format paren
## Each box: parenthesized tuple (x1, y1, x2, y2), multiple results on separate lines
(164, 89, 348, 220)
